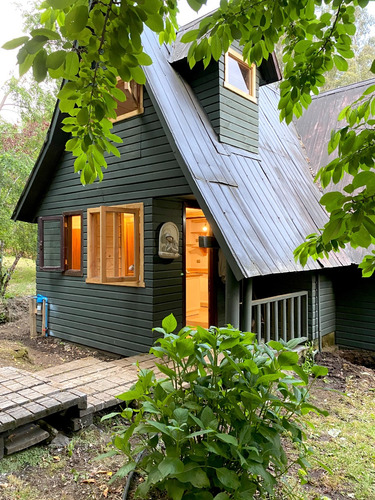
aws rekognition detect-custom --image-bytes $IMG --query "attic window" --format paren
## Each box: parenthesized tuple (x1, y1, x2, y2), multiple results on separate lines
(86, 203, 144, 287)
(113, 79, 144, 122)
(224, 48, 257, 103)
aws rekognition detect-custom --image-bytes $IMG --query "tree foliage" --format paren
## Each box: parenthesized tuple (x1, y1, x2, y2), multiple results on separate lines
(4, 0, 375, 274)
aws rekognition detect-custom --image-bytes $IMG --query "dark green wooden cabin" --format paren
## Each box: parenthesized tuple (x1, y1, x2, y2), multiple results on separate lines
(13, 22, 361, 356)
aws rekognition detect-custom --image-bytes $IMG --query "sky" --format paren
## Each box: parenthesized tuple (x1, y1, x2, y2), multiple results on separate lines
(0, 0, 374, 120)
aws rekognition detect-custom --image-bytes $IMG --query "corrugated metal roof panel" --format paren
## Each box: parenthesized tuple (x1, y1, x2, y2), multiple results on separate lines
(143, 29, 352, 280)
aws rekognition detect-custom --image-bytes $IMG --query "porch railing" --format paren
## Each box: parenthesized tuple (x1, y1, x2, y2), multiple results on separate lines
(250, 291, 308, 343)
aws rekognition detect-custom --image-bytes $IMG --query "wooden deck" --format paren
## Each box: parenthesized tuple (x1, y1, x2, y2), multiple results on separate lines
(0, 354, 158, 458)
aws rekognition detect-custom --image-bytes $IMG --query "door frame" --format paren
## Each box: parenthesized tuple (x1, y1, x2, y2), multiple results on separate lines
(183, 202, 217, 327)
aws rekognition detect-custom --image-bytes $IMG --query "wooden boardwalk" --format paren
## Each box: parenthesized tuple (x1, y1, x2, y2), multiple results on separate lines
(0, 354, 158, 457)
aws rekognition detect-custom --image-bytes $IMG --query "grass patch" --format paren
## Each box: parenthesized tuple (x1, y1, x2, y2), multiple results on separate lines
(0, 446, 53, 474)
(3, 257, 36, 298)
(284, 377, 375, 499)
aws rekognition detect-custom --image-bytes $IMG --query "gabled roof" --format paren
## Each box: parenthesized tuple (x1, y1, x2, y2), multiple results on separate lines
(13, 27, 353, 280)
(169, 15, 282, 86)
(141, 29, 351, 279)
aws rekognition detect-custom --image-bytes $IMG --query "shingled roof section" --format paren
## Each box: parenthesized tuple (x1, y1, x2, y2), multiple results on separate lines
(142, 28, 352, 279)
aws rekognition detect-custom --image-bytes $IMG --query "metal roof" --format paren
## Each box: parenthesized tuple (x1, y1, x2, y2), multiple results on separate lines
(295, 78, 375, 264)
(142, 29, 352, 280)
(295, 78, 375, 181)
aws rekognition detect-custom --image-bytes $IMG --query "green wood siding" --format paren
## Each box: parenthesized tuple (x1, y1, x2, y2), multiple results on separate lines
(186, 55, 259, 154)
(34, 89, 191, 357)
(318, 273, 336, 336)
(218, 59, 259, 154)
(335, 268, 375, 351)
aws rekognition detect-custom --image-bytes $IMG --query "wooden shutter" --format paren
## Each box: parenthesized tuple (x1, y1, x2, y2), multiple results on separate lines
(38, 216, 64, 271)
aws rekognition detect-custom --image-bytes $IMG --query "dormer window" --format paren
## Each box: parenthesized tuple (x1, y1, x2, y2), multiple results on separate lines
(113, 79, 144, 122)
(224, 48, 257, 103)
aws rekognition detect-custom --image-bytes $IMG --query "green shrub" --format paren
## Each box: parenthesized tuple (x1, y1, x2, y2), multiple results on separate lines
(110, 315, 328, 499)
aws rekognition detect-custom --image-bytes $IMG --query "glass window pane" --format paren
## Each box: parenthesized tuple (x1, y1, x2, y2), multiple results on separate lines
(66, 215, 81, 271)
(228, 55, 251, 94)
(105, 212, 135, 279)
(90, 212, 100, 279)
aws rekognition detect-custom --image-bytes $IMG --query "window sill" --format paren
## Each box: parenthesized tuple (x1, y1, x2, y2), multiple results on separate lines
(86, 278, 145, 288)
(64, 270, 83, 277)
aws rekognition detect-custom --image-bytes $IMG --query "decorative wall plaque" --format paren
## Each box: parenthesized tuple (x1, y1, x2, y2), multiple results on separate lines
(158, 222, 180, 259)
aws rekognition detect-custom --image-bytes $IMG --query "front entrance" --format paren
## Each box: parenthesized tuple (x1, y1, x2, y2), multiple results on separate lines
(185, 207, 215, 328)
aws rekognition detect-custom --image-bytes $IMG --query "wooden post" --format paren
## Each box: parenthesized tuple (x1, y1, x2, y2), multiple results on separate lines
(29, 297, 36, 338)
(242, 278, 253, 332)
(225, 262, 240, 328)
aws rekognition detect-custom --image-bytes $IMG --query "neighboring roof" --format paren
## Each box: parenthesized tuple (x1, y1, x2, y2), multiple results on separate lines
(295, 78, 375, 180)
(142, 28, 351, 279)
(169, 15, 282, 86)
(14, 27, 353, 280)
(295, 78, 375, 264)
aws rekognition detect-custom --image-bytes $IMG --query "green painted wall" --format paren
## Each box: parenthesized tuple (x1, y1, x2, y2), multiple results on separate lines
(35, 89, 191, 357)
(185, 54, 259, 154)
(334, 267, 375, 351)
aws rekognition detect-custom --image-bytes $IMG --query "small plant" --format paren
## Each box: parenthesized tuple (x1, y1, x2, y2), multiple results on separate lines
(302, 341, 318, 375)
(109, 315, 328, 499)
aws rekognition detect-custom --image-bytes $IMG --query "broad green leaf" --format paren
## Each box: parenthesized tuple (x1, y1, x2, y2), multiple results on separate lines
(30, 28, 60, 40)
(48, 0, 76, 8)
(64, 51, 79, 78)
(210, 34, 222, 61)
(77, 107, 89, 126)
(333, 54, 348, 72)
(46, 50, 66, 70)
(136, 52, 153, 66)
(162, 313, 177, 333)
(158, 457, 184, 478)
(278, 351, 298, 367)
(214, 493, 230, 500)
(181, 29, 200, 43)
(65, 5, 89, 36)
(25, 36, 48, 55)
(130, 65, 146, 85)
(175, 466, 210, 488)
(216, 467, 240, 490)
(311, 365, 328, 378)
(2, 36, 29, 50)
(216, 433, 238, 446)
(33, 49, 47, 82)
(155, 362, 176, 378)
(145, 13, 164, 33)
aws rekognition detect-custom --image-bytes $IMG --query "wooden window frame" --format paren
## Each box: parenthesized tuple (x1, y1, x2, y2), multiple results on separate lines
(38, 216, 64, 272)
(63, 211, 83, 277)
(112, 80, 144, 123)
(86, 203, 145, 287)
(224, 48, 257, 103)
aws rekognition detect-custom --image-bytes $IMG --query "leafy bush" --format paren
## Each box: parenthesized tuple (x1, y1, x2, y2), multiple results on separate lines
(110, 315, 328, 499)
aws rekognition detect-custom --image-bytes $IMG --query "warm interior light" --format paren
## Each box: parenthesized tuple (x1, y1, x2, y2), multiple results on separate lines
(202, 224, 208, 232)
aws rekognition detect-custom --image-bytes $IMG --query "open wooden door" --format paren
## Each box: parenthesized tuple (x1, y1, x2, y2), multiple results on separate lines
(185, 207, 217, 328)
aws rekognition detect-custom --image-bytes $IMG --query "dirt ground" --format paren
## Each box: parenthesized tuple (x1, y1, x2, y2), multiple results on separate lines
(0, 297, 120, 371)
(0, 298, 375, 499)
